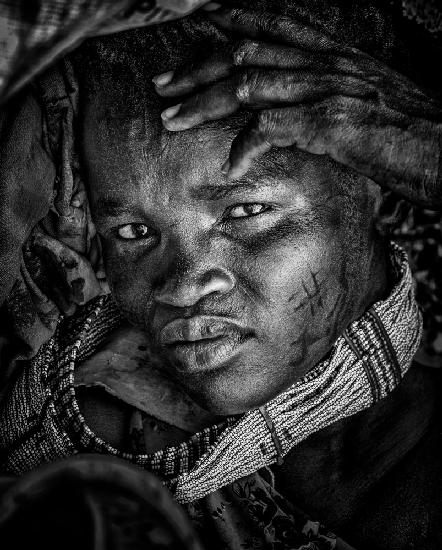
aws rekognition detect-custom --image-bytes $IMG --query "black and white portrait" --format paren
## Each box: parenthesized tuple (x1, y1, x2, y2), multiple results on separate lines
(0, 1, 441, 548)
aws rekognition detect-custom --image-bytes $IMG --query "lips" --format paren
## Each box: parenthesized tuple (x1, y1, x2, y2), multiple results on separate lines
(159, 316, 246, 345)
(158, 316, 252, 372)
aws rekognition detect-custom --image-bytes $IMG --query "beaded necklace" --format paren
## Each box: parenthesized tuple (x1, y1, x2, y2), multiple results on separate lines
(0, 244, 422, 504)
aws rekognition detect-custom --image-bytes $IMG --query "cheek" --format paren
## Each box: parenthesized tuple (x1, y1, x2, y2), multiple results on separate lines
(249, 234, 352, 345)
(103, 244, 154, 326)
(246, 231, 336, 307)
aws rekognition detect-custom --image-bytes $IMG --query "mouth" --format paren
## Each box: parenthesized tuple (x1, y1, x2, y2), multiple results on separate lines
(159, 316, 252, 372)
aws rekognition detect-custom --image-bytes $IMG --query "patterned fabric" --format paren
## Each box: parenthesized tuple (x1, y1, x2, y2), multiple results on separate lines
(185, 469, 354, 550)
(0, 59, 107, 387)
(0, 295, 238, 478)
(0, 0, 210, 102)
(0, 244, 421, 502)
(127, 416, 355, 549)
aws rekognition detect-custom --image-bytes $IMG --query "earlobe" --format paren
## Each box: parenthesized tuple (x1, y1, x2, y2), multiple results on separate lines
(374, 190, 412, 237)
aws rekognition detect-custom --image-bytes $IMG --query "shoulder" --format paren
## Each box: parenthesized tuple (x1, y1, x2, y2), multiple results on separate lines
(276, 363, 442, 548)
(346, 363, 442, 549)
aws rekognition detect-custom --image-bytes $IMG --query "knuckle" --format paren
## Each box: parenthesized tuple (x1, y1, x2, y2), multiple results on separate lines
(322, 50, 369, 78)
(257, 108, 297, 147)
(234, 69, 260, 104)
(330, 54, 357, 73)
(231, 9, 291, 37)
(232, 39, 260, 65)
(322, 96, 352, 123)
(322, 95, 341, 112)
(229, 7, 247, 25)
(260, 13, 291, 35)
(365, 72, 385, 88)
(257, 110, 277, 134)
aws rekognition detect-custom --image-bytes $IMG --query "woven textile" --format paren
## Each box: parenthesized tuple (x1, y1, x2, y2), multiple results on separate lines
(0, 0, 210, 102)
(0, 243, 422, 504)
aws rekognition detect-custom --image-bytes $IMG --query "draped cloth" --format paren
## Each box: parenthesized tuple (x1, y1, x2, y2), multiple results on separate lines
(0, 0, 211, 103)
(0, 59, 106, 387)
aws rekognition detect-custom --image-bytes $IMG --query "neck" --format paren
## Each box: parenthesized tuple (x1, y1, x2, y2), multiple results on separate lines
(358, 240, 391, 316)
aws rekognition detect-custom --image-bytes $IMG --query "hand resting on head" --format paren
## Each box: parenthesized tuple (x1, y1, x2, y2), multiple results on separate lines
(154, 6, 442, 209)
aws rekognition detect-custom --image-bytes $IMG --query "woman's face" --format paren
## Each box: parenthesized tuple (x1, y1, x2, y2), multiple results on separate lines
(84, 113, 387, 415)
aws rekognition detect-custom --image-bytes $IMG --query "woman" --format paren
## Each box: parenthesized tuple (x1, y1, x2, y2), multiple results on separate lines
(0, 1, 441, 549)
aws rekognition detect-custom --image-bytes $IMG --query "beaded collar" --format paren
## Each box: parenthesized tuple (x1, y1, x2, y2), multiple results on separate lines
(0, 244, 422, 504)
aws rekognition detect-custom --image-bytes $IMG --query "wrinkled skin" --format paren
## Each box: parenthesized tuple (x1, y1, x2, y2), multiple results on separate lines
(155, 7, 442, 209)
(84, 102, 389, 414)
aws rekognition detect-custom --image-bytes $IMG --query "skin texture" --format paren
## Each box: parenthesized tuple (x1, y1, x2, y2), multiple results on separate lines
(83, 94, 389, 415)
(155, 7, 442, 209)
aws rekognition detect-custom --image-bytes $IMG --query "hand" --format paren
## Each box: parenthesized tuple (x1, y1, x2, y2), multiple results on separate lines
(154, 7, 442, 209)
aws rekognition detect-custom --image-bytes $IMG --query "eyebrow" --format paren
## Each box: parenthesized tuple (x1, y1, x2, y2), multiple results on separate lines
(92, 180, 285, 219)
(93, 197, 136, 219)
(189, 181, 275, 201)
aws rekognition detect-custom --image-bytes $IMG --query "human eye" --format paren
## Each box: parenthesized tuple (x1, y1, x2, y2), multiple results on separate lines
(224, 203, 271, 220)
(116, 223, 154, 240)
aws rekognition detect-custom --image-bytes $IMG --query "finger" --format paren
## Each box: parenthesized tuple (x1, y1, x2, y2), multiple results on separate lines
(232, 40, 330, 70)
(154, 41, 329, 98)
(232, 41, 371, 75)
(153, 48, 233, 97)
(161, 70, 371, 131)
(155, 39, 369, 101)
(153, 39, 370, 103)
(225, 105, 332, 179)
(32, 229, 103, 305)
(223, 123, 272, 179)
(161, 78, 240, 131)
(206, 7, 341, 53)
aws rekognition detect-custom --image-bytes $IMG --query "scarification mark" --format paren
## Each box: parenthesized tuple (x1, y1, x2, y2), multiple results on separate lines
(290, 328, 322, 363)
(289, 269, 323, 316)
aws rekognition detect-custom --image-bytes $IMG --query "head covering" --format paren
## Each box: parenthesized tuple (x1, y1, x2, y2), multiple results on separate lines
(0, 0, 211, 103)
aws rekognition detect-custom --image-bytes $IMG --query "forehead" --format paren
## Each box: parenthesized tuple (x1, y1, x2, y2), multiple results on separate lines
(83, 111, 347, 208)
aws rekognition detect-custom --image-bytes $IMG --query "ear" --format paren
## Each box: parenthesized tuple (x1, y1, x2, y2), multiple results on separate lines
(374, 190, 412, 237)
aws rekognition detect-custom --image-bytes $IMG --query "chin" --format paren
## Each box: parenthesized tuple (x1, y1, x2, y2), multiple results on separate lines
(178, 367, 281, 417)
(193, 393, 259, 417)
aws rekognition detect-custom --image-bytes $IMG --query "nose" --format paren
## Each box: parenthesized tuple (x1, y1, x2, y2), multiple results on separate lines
(154, 265, 235, 308)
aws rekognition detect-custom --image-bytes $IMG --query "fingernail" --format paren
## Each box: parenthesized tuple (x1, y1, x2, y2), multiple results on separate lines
(202, 2, 222, 11)
(161, 103, 182, 120)
(100, 280, 110, 295)
(152, 70, 174, 87)
(221, 159, 230, 174)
